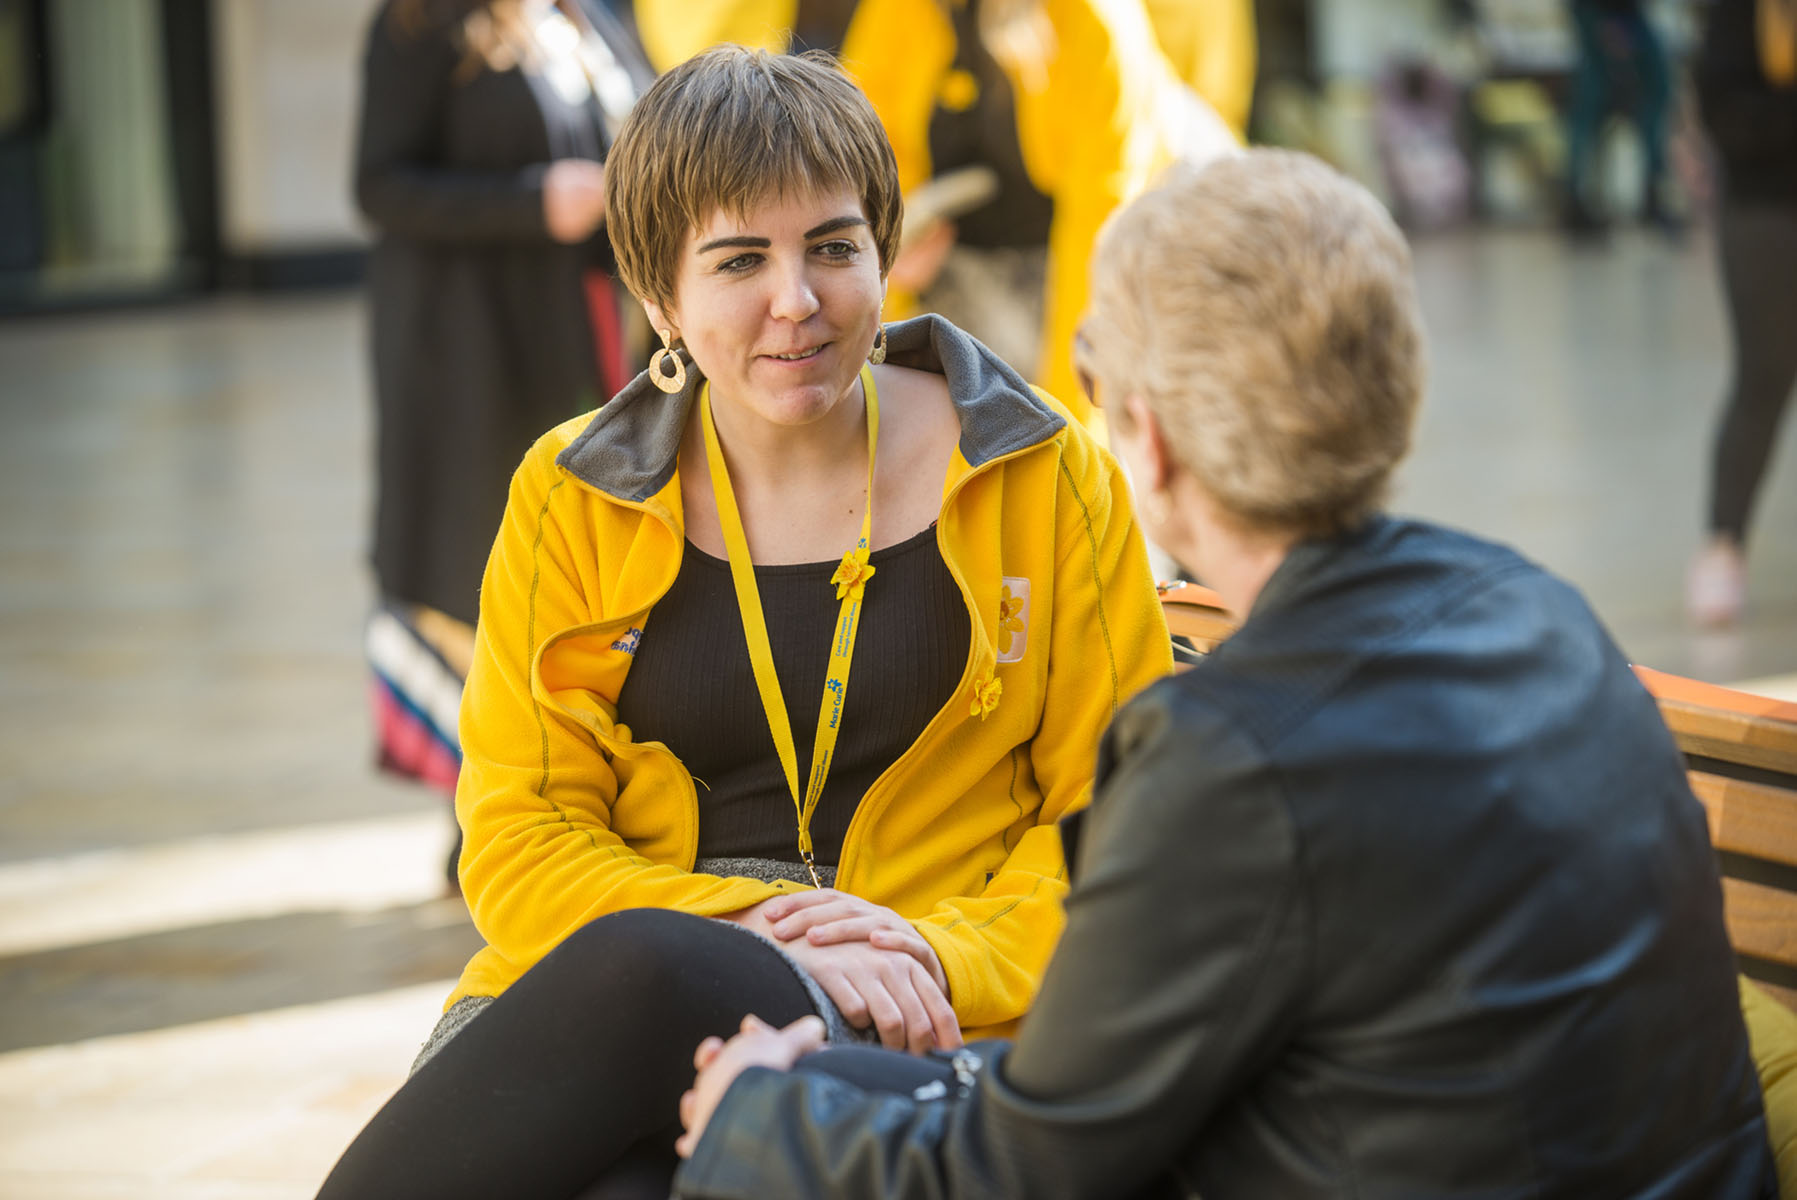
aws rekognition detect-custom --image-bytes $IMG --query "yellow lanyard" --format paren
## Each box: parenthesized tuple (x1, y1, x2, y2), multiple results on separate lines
(699, 367, 879, 889)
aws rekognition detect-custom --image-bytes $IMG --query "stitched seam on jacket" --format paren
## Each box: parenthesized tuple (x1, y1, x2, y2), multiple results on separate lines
(974, 872, 1042, 930)
(1002, 747, 1024, 852)
(1059, 458, 1119, 714)
(528, 480, 564, 797)
(939, 871, 1046, 937)
(1274, 742, 1352, 1195)
(1187, 708, 1309, 1167)
(523, 480, 597, 847)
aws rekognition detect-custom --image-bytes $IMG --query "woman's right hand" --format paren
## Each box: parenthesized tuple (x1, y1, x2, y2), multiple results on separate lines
(721, 900, 960, 1054)
(760, 889, 952, 998)
(782, 935, 960, 1055)
(543, 158, 607, 243)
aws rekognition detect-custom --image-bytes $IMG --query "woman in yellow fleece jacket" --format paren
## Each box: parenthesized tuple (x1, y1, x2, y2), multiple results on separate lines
(317, 45, 1168, 1200)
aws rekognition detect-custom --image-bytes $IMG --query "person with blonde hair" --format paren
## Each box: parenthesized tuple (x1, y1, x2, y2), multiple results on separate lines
(317, 44, 1169, 1200)
(667, 148, 1775, 1199)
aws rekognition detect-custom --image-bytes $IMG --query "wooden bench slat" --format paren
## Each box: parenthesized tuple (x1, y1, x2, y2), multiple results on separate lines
(1634, 666, 1797, 726)
(1660, 702, 1797, 777)
(1722, 876, 1797, 969)
(1689, 772, 1797, 869)
(1634, 667, 1797, 777)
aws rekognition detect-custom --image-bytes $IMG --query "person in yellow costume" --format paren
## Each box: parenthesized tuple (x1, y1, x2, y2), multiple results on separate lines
(636, 0, 1254, 137)
(636, 0, 1242, 437)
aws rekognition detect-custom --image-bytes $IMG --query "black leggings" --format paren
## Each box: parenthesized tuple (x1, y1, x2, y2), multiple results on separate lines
(315, 908, 818, 1200)
(1707, 199, 1797, 543)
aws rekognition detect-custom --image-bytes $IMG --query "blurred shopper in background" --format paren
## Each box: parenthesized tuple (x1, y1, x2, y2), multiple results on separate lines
(1374, 58, 1474, 230)
(840, 0, 1241, 434)
(317, 46, 1170, 1200)
(1687, 0, 1797, 627)
(667, 148, 1776, 1200)
(1561, 0, 1678, 235)
(633, 0, 1242, 437)
(354, 0, 652, 883)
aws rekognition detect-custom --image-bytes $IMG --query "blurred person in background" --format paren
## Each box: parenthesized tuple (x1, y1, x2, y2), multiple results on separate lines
(1687, 0, 1797, 627)
(632, 0, 1244, 439)
(317, 46, 1170, 1200)
(1140, 0, 1257, 139)
(1373, 58, 1474, 231)
(1561, 0, 1680, 235)
(354, 0, 653, 886)
(666, 148, 1775, 1200)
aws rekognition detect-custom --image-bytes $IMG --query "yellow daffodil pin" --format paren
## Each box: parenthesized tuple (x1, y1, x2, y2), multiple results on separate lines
(970, 675, 1003, 720)
(832, 547, 875, 601)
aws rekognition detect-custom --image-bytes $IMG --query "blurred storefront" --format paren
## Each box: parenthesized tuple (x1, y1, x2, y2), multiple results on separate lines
(0, 0, 1710, 318)
(0, 0, 368, 316)
(1252, 0, 1704, 228)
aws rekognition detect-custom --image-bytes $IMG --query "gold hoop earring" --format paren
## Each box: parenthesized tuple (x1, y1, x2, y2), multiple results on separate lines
(867, 322, 887, 365)
(649, 328, 687, 394)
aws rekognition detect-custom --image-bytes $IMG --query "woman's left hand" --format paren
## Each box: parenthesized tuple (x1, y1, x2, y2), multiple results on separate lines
(675, 1014, 826, 1159)
(761, 890, 951, 996)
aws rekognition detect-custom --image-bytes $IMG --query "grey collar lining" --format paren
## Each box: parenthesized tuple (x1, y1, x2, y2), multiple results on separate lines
(555, 314, 1066, 504)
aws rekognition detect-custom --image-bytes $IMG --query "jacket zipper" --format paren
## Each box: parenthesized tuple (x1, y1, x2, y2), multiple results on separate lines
(833, 433, 1060, 889)
(536, 425, 1064, 886)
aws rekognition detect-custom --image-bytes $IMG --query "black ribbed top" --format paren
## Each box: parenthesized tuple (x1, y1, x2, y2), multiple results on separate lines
(616, 526, 971, 867)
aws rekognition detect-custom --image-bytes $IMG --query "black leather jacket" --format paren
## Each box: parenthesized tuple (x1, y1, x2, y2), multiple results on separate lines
(675, 518, 1775, 1199)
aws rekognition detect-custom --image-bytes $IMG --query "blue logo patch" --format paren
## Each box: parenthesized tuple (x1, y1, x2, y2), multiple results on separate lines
(610, 627, 643, 655)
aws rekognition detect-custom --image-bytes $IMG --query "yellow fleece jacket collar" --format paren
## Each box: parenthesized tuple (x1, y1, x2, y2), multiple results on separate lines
(554, 313, 1065, 504)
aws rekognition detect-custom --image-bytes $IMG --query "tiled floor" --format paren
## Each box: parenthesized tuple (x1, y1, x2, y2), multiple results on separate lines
(2, 224, 1795, 1197)
(0, 294, 467, 1197)
(0, 982, 450, 1199)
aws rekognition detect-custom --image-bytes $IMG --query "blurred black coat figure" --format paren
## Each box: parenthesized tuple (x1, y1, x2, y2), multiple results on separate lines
(1687, 0, 1797, 626)
(355, 0, 651, 628)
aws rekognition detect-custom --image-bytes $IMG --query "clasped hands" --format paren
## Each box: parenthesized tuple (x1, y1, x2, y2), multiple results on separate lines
(681, 892, 961, 1159)
(720, 889, 960, 1056)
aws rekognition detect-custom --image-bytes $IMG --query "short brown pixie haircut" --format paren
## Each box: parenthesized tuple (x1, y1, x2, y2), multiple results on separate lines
(604, 46, 903, 317)
(1083, 149, 1425, 536)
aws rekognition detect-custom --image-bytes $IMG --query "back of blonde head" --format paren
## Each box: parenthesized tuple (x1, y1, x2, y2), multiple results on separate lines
(1087, 149, 1425, 536)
